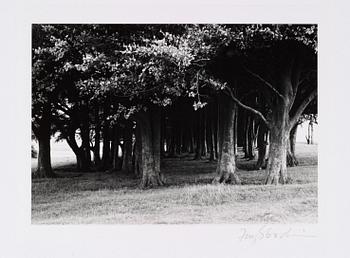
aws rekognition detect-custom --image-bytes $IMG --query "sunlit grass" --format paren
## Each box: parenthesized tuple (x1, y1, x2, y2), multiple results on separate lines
(32, 143, 317, 224)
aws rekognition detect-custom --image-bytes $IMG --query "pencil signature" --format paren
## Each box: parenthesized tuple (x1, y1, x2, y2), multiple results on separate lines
(238, 225, 316, 243)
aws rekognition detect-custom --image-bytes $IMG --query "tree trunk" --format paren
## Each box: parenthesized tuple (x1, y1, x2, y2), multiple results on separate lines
(233, 106, 238, 155)
(160, 112, 166, 157)
(93, 125, 101, 168)
(194, 111, 202, 160)
(207, 105, 216, 161)
(265, 100, 290, 185)
(137, 107, 165, 188)
(93, 107, 101, 168)
(212, 95, 241, 184)
(287, 123, 299, 166)
(36, 135, 55, 177)
(256, 123, 268, 169)
(243, 112, 249, 158)
(32, 109, 56, 178)
(102, 120, 111, 170)
(122, 121, 133, 173)
(307, 121, 314, 144)
(201, 109, 207, 157)
(112, 126, 122, 171)
(189, 124, 194, 153)
(80, 118, 92, 171)
(246, 115, 255, 160)
(133, 124, 142, 177)
(34, 113, 55, 178)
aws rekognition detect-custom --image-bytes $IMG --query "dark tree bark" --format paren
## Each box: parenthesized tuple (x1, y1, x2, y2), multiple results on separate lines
(136, 106, 165, 188)
(207, 105, 216, 161)
(122, 121, 133, 173)
(189, 124, 195, 153)
(194, 110, 202, 160)
(243, 114, 255, 160)
(133, 124, 142, 177)
(212, 95, 241, 184)
(214, 105, 219, 160)
(33, 110, 55, 178)
(112, 125, 122, 171)
(287, 123, 299, 167)
(201, 109, 207, 157)
(80, 112, 92, 171)
(233, 106, 238, 155)
(93, 106, 101, 168)
(256, 123, 268, 169)
(175, 124, 182, 156)
(101, 118, 111, 170)
(65, 129, 90, 172)
(167, 114, 177, 157)
(160, 111, 166, 157)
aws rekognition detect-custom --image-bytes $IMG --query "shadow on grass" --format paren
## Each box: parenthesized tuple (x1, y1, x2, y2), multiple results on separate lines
(32, 146, 318, 194)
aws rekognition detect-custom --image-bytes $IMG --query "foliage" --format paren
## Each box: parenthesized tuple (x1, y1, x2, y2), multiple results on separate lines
(32, 24, 318, 146)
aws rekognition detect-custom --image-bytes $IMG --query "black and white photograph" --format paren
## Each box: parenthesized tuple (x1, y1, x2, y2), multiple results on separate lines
(31, 24, 318, 224)
(1, 0, 350, 257)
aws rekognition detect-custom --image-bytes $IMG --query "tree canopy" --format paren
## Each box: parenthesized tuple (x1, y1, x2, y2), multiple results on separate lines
(32, 24, 317, 186)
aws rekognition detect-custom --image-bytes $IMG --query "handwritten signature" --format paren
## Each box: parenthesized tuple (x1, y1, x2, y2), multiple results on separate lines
(238, 225, 316, 243)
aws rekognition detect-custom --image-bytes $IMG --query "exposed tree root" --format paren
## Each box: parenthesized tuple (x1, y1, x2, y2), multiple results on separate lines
(140, 173, 165, 188)
(212, 171, 241, 185)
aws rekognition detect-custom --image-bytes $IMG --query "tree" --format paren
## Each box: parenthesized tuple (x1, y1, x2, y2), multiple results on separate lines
(32, 24, 75, 177)
(214, 25, 317, 184)
(212, 94, 241, 184)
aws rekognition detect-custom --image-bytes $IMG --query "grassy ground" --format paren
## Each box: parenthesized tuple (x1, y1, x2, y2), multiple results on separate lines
(31, 143, 317, 224)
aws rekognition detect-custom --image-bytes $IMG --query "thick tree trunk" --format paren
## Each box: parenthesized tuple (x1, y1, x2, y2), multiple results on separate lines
(122, 121, 133, 173)
(212, 96, 241, 184)
(36, 136, 55, 177)
(265, 100, 290, 185)
(33, 108, 56, 178)
(34, 116, 55, 178)
(137, 107, 165, 188)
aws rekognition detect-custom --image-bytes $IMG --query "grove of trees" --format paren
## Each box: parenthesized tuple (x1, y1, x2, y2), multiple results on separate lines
(32, 24, 317, 187)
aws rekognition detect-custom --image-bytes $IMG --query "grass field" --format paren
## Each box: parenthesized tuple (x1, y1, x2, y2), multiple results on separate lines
(31, 142, 317, 224)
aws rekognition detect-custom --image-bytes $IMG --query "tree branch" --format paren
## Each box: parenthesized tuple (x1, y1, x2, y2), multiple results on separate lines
(244, 66, 286, 102)
(289, 88, 317, 129)
(225, 86, 270, 128)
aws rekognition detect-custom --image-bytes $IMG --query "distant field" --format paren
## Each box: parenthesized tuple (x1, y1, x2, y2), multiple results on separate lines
(32, 142, 317, 224)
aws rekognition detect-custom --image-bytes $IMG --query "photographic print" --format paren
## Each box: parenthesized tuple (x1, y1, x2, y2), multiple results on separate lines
(31, 24, 318, 224)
